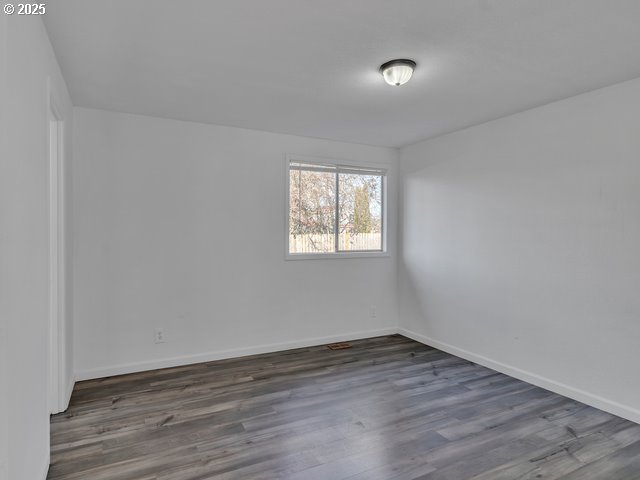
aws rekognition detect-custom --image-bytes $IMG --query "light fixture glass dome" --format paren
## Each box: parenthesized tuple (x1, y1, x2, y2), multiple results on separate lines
(380, 59, 416, 86)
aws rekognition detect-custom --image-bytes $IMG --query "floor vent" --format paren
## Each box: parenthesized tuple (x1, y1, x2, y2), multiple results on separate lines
(327, 342, 352, 350)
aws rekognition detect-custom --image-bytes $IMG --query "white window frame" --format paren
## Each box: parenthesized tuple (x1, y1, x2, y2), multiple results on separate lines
(285, 154, 389, 260)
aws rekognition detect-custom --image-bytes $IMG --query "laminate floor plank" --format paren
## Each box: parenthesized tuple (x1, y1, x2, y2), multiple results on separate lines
(49, 335, 640, 479)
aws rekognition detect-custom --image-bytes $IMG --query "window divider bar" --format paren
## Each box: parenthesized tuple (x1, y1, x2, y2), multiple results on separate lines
(334, 171, 340, 253)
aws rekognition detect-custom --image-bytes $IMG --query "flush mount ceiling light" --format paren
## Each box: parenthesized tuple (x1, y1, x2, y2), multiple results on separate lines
(380, 59, 416, 86)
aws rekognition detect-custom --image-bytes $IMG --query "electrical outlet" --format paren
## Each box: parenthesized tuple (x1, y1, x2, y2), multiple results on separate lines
(154, 328, 165, 344)
(370, 306, 377, 318)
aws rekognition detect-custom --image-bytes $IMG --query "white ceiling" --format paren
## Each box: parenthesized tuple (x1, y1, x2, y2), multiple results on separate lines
(44, 1, 640, 147)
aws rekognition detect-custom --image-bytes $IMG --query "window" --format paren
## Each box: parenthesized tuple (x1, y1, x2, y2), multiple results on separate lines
(287, 157, 386, 257)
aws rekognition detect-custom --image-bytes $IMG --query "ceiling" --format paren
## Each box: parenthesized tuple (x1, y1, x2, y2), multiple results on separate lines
(44, 1, 640, 147)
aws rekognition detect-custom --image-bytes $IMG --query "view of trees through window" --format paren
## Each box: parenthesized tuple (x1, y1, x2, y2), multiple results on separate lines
(289, 161, 384, 254)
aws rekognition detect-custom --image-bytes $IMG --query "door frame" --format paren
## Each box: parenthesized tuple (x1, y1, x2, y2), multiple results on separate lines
(48, 88, 66, 414)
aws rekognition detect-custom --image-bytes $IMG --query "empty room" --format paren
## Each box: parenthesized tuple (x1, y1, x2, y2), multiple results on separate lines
(2, 1, 640, 479)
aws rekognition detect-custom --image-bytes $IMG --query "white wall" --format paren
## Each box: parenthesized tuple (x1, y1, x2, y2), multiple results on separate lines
(399, 77, 640, 423)
(0, 13, 8, 480)
(0, 17, 73, 480)
(73, 108, 398, 379)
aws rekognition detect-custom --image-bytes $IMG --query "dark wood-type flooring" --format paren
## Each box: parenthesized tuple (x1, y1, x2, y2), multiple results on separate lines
(49, 335, 640, 479)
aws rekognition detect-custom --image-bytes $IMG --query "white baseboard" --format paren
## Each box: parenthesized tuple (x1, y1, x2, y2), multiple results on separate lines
(75, 327, 397, 381)
(398, 327, 640, 425)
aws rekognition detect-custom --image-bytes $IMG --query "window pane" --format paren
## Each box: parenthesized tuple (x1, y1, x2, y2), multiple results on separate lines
(289, 168, 336, 254)
(338, 173, 383, 251)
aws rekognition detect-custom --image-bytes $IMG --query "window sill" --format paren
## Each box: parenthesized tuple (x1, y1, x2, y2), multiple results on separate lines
(285, 251, 390, 261)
